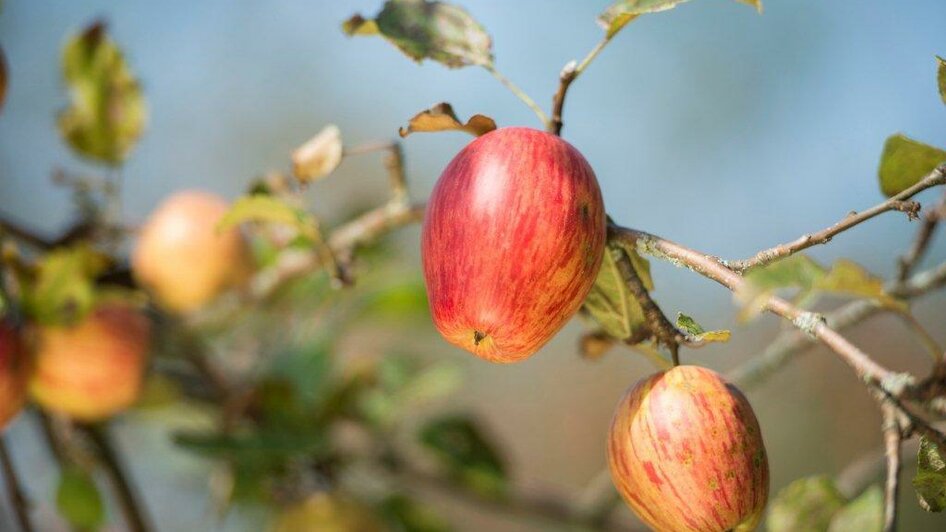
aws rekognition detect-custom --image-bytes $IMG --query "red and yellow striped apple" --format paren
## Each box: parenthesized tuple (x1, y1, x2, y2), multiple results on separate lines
(608, 365, 769, 532)
(0, 320, 30, 430)
(133, 190, 249, 313)
(30, 305, 151, 422)
(421, 127, 606, 363)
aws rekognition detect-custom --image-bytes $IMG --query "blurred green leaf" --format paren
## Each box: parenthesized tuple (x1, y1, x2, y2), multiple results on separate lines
(23, 244, 110, 326)
(268, 342, 334, 411)
(342, 0, 493, 68)
(937, 56, 945, 105)
(398, 102, 496, 138)
(58, 21, 146, 165)
(878, 133, 946, 197)
(828, 485, 883, 532)
(174, 429, 328, 466)
(598, 0, 761, 39)
(912, 435, 946, 512)
(675, 312, 731, 344)
(135, 374, 183, 410)
(582, 243, 647, 340)
(378, 494, 451, 532)
(767, 475, 846, 532)
(360, 356, 461, 427)
(358, 279, 429, 321)
(56, 467, 105, 530)
(219, 194, 323, 243)
(419, 415, 507, 498)
(738, 255, 904, 320)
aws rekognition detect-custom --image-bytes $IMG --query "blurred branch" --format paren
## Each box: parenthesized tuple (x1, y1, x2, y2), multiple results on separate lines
(78, 424, 153, 532)
(727, 165, 946, 272)
(393, 462, 642, 532)
(0, 214, 96, 251)
(0, 436, 34, 532)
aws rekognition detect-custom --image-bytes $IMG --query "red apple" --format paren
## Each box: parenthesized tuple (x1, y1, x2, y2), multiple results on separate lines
(0, 320, 29, 430)
(608, 365, 769, 532)
(421, 127, 606, 362)
(29, 305, 151, 422)
(133, 190, 249, 313)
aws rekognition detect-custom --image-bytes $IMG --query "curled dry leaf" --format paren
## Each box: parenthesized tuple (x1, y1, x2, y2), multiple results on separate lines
(398, 102, 496, 138)
(292, 124, 343, 183)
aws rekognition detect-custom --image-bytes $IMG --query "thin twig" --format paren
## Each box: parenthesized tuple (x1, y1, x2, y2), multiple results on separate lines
(549, 35, 613, 135)
(0, 436, 33, 532)
(881, 405, 901, 532)
(898, 188, 945, 280)
(79, 424, 153, 532)
(728, 165, 946, 272)
(483, 64, 550, 127)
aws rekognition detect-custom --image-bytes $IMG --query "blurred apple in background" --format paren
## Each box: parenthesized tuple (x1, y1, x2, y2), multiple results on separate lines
(29, 305, 151, 421)
(133, 190, 249, 313)
(422, 127, 606, 363)
(609, 365, 769, 532)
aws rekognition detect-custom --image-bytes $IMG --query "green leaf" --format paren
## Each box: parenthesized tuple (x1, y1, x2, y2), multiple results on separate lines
(582, 242, 647, 340)
(398, 102, 496, 138)
(878, 133, 946, 197)
(58, 21, 146, 165)
(23, 244, 110, 326)
(56, 467, 105, 530)
(135, 374, 182, 410)
(675, 312, 731, 344)
(912, 435, 946, 512)
(828, 485, 883, 532)
(174, 429, 328, 466)
(419, 415, 507, 498)
(937, 56, 945, 106)
(598, 0, 762, 39)
(738, 255, 904, 320)
(342, 0, 493, 68)
(358, 279, 430, 320)
(218, 194, 322, 242)
(377, 494, 451, 532)
(767, 475, 847, 532)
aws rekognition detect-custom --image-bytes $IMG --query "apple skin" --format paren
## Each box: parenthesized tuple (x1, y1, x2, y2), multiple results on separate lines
(0, 320, 30, 430)
(608, 365, 769, 532)
(421, 127, 606, 363)
(29, 305, 151, 422)
(133, 190, 249, 313)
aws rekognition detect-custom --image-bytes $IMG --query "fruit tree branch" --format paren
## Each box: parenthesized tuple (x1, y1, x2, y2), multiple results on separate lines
(79, 424, 153, 532)
(881, 405, 902, 532)
(898, 188, 945, 281)
(0, 436, 33, 532)
(727, 165, 946, 272)
(729, 260, 946, 390)
(549, 34, 615, 135)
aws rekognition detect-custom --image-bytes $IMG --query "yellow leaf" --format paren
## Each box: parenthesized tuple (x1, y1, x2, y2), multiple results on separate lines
(399, 102, 496, 138)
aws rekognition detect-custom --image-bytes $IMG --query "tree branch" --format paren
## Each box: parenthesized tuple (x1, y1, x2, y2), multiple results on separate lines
(728, 165, 946, 272)
(729, 260, 946, 390)
(549, 34, 615, 135)
(898, 188, 945, 280)
(881, 405, 901, 532)
(0, 436, 33, 532)
(79, 424, 153, 532)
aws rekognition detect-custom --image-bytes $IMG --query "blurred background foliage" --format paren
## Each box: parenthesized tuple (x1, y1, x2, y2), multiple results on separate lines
(1, 0, 945, 530)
